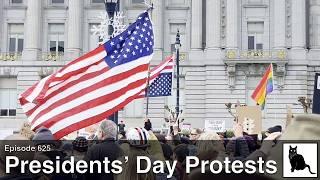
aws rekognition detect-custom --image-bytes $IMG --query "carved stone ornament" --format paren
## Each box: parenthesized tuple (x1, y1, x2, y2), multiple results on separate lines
(226, 64, 236, 88)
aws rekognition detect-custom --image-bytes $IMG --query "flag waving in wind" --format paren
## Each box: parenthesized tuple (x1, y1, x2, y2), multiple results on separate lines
(251, 64, 274, 109)
(19, 12, 154, 139)
(138, 56, 174, 98)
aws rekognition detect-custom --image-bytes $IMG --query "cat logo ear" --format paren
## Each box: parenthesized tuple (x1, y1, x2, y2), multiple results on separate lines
(290, 145, 292, 148)
(294, 146, 297, 149)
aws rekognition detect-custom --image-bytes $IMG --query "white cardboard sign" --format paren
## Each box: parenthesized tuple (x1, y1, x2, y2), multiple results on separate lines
(205, 120, 225, 132)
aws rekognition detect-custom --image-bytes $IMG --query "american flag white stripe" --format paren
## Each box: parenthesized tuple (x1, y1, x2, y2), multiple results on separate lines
(25, 55, 151, 123)
(30, 62, 150, 129)
(21, 46, 106, 103)
(19, 11, 154, 139)
(24, 76, 51, 103)
(55, 50, 107, 78)
(50, 85, 147, 135)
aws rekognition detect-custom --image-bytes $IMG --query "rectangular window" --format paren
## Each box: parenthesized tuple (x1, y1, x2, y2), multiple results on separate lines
(11, 0, 23, 4)
(92, 0, 104, 3)
(132, 0, 144, 4)
(247, 22, 264, 50)
(248, 0, 262, 4)
(8, 24, 24, 53)
(256, 43, 263, 50)
(51, 0, 64, 3)
(48, 23, 65, 54)
(0, 78, 17, 117)
(248, 36, 255, 50)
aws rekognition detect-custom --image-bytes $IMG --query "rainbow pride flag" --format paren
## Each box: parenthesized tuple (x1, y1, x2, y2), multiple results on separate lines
(251, 64, 274, 108)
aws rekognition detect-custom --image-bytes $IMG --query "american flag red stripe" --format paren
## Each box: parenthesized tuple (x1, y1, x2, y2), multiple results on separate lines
(19, 12, 154, 139)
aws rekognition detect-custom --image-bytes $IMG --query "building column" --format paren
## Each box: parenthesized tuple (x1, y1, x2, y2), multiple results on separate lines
(226, 0, 238, 49)
(0, 0, 3, 52)
(206, 0, 220, 49)
(66, 0, 83, 60)
(310, 1, 320, 48)
(191, 0, 202, 50)
(273, 0, 286, 49)
(21, 0, 42, 61)
(291, 0, 306, 49)
(152, 0, 164, 50)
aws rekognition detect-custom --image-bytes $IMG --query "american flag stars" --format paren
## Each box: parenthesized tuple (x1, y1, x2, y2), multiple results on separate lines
(104, 12, 154, 68)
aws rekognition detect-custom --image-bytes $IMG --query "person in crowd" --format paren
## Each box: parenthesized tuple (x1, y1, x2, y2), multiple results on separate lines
(225, 123, 251, 161)
(196, 132, 226, 161)
(144, 118, 152, 131)
(117, 127, 170, 180)
(0, 134, 35, 180)
(32, 127, 70, 180)
(72, 136, 88, 160)
(84, 120, 123, 180)
(189, 128, 202, 144)
(173, 144, 189, 180)
(118, 120, 126, 134)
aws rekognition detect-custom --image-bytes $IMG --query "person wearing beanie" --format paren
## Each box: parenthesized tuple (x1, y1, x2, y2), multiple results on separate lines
(73, 136, 88, 153)
(85, 120, 123, 180)
(32, 127, 55, 146)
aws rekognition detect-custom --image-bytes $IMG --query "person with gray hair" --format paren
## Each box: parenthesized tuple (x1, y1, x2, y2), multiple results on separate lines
(97, 119, 118, 140)
(84, 120, 123, 180)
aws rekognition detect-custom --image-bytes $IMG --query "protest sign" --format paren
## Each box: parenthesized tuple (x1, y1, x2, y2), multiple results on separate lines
(236, 106, 262, 135)
(205, 120, 225, 132)
(181, 123, 191, 132)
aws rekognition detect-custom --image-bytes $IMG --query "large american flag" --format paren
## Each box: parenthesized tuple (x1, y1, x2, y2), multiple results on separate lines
(138, 56, 174, 98)
(19, 12, 154, 139)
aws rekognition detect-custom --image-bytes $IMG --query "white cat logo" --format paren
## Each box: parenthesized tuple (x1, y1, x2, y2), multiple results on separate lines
(283, 143, 318, 178)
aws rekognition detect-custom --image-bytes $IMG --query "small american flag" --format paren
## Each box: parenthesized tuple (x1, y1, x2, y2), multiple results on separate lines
(138, 56, 174, 98)
(19, 12, 154, 139)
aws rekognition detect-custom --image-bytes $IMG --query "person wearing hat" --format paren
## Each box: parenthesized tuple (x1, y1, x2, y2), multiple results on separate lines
(84, 120, 123, 180)
(73, 136, 88, 153)
(32, 128, 71, 180)
(116, 127, 175, 180)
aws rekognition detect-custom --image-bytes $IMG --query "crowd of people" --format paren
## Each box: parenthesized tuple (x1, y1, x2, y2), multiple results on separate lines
(0, 113, 320, 180)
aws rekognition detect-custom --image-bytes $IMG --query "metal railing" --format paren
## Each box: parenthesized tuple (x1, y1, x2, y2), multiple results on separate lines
(225, 49, 287, 60)
(0, 52, 22, 61)
(41, 52, 64, 61)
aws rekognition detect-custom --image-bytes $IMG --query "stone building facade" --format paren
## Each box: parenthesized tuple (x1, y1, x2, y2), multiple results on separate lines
(0, 0, 319, 132)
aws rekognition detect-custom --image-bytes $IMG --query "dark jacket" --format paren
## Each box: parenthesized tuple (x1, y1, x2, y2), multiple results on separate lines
(84, 138, 123, 180)
(226, 137, 250, 161)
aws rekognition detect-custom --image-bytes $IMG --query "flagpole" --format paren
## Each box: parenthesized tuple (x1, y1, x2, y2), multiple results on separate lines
(145, 67, 151, 116)
(145, 2, 153, 118)
(271, 63, 277, 121)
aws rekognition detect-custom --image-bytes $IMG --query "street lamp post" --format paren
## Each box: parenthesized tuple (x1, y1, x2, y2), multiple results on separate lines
(104, 0, 119, 125)
(104, 0, 119, 39)
(175, 30, 181, 130)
